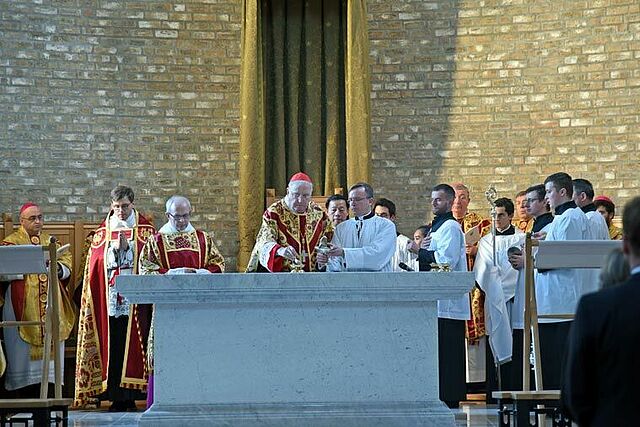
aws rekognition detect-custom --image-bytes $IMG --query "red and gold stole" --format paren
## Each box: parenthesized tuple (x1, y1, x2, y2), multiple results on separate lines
(74, 211, 155, 405)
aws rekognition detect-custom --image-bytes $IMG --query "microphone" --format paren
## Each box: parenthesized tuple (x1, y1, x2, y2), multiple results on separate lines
(398, 262, 414, 272)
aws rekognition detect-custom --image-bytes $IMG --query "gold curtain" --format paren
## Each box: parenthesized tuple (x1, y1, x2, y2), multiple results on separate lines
(262, 0, 347, 193)
(346, 0, 372, 185)
(238, 0, 265, 270)
(238, 0, 371, 270)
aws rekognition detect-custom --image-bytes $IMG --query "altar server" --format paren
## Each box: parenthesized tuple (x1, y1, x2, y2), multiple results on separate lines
(536, 172, 589, 390)
(319, 183, 396, 272)
(418, 183, 468, 408)
(473, 197, 524, 399)
(509, 184, 554, 390)
(573, 178, 609, 241)
(373, 198, 418, 272)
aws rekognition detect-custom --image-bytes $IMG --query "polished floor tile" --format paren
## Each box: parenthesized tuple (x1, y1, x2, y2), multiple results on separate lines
(62, 402, 500, 426)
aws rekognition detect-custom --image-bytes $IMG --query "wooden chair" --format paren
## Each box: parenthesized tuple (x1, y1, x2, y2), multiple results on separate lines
(265, 188, 344, 211)
(493, 235, 622, 426)
(0, 239, 73, 425)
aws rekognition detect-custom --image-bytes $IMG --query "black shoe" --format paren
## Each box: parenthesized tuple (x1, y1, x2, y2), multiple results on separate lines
(108, 401, 127, 412)
(125, 400, 138, 411)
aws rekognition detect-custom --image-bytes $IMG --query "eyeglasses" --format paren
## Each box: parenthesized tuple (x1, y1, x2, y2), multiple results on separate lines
(21, 215, 44, 222)
(168, 212, 191, 221)
(348, 197, 369, 203)
(112, 203, 131, 210)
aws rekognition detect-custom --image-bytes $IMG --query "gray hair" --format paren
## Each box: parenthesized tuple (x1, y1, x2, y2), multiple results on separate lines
(165, 195, 191, 213)
(288, 180, 313, 193)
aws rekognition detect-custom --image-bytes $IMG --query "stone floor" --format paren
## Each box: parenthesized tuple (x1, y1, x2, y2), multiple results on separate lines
(60, 401, 500, 426)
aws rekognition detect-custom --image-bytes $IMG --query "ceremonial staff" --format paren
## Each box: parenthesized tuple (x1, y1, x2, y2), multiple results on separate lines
(485, 185, 498, 267)
(484, 185, 503, 392)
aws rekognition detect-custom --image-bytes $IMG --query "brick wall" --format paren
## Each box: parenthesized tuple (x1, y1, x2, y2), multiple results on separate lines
(369, 0, 639, 235)
(1, 0, 638, 267)
(0, 1, 242, 267)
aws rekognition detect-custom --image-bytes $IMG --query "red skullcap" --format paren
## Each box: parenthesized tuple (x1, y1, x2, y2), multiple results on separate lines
(20, 202, 39, 214)
(594, 195, 614, 205)
(289, 172, 312, 184)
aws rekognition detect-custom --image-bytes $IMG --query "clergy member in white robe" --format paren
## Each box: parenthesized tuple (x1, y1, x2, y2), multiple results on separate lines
(573, 178, 610, 241)
(392, 234, 419, 271)
(536, 172, 589, 390)
(573, 178, 610, 297)
(373, 198, 418, 272)
(508, 184, 554, 391)
(418, 183, 468, 408)
(321, 183, 396, 272)
(473, 198, 524, 400)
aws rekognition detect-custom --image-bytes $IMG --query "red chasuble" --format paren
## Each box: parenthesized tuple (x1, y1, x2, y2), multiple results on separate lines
(457, 212, 492, 344)
(74, 211, 155, 405)
(246, 199, 333, 272)
(139, 229, 225, 274)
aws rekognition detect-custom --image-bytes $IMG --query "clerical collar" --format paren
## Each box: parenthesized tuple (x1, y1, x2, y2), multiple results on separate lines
(355, 210, 375, 221)
(580, 203, 596, 213)
(554, 200, 577, 216)
(532, 212, 554, 232)
(431, 211, 455, 233)
(496, 224, 515, 236)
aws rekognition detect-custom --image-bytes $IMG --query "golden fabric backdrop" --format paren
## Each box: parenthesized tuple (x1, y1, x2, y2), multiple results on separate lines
(238, 0, 371, 270)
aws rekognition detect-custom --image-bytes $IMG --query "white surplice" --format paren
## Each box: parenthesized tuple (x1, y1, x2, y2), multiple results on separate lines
(428, 219, 470, 320)
(474, 228, 525, 363)
(392, 234, 419, 272)
(328, 214, 396, 272)
(535, 205, 589, 323)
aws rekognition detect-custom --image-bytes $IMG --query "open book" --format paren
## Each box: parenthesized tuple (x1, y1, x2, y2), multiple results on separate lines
(464, 225, 482, 246)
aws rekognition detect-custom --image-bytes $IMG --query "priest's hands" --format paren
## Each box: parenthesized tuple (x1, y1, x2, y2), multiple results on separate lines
(277, 246, 299, 261)
(420, 235, 432, 250)
(327, 244, 344, 258)
(113, 230, 129, 251)
(316, 252, 328, 268)
(407, 241, 419, 254)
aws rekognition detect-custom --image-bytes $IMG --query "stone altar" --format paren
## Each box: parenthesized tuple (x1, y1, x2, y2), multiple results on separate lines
(117, 271, 474, 426)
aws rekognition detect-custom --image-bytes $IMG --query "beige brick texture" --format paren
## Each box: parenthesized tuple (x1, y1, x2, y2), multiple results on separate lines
(1, 0, 638, 267)
(0, 1, 242, 267)
(369, 0, 639, 235)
